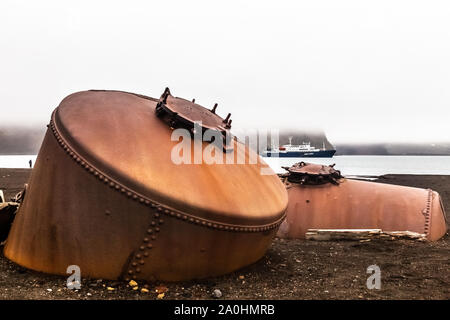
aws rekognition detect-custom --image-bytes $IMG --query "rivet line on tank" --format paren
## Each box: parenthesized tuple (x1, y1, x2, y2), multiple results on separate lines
(49, 116, 286, 233)
(126, 208, 163, 280)
(423, 189, 433, 238)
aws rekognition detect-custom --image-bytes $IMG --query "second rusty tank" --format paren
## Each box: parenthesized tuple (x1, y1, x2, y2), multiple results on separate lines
(277, 162, 447, 241)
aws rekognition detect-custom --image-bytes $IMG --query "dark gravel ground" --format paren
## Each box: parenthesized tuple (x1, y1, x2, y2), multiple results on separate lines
(0, 169, 449, 300)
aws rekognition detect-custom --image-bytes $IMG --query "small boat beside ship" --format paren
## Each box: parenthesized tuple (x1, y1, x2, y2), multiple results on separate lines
(263, 137, 336, 158)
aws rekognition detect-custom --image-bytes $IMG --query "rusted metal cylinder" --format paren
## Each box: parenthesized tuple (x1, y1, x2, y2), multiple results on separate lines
(278, 163, 447, 241)
(4, 90, 287, 281)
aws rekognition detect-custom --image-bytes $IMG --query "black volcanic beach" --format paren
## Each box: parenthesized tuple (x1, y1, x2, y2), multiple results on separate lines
(0, 168, 448, 300)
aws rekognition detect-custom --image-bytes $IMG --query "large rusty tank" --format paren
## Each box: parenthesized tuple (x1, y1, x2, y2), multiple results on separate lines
(4, 89, 288, 282)
(277, 162, 447, 241)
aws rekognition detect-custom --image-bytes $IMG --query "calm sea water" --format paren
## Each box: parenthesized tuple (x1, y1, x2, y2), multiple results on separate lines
(263, 155, 450, 176)
(0, 155, 37, 169)
(1, 155, 450, 176)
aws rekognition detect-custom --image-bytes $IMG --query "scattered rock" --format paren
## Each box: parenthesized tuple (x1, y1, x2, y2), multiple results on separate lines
(155, 285, 168, 294)
(141, 288, 149, 293)
(129, 280, 138, 287)
(106, 287, 115, 291)
(212, 289, 222, 298)
(0, 170, 448, 300)
(46, 288, 52, 292)
(157, 293, 165, 299)
(238, 275, 244, 280)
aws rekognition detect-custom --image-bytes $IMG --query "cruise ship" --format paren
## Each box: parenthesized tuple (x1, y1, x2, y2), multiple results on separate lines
(262, 138, 336, 158)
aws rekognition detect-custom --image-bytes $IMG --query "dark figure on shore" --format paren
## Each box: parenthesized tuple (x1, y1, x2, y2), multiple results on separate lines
(29, 160, 32, 168)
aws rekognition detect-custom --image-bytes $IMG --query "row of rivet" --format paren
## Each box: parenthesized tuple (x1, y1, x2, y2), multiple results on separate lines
(49, 115, 285, 233)
(423, 189, 432, 237)
(124, 211, 165, 281)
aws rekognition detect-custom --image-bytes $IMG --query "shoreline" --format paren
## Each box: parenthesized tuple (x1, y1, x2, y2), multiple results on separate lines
(0, 168, 449, 300)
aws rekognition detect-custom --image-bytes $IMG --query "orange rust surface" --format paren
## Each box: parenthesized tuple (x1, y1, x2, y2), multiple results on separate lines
(4, 90, 287, 281)
(278, 178, 447, 241)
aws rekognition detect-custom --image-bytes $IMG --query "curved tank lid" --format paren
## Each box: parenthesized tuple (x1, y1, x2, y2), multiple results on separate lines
(154, 88, 233, 152)
(53, 90, 287, 227)
(155, 87, 231, 132)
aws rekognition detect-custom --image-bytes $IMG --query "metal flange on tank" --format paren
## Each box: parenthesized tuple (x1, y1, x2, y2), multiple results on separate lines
(154, 88, 234, 153)
(281, 162, 343, 185)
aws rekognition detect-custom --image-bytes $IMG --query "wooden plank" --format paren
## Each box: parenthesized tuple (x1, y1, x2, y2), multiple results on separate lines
(305, 229, 426, 241)
(305, 229, 381, 241)
(383, 231, 427, 240)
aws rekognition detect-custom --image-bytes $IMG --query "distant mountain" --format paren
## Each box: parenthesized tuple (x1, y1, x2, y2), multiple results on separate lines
(1, 125, 449, 156)
(253, 130, 450, 155)
(335, 143, 450, 156)
(233, 129, 335, 153)
(277, 130, 335, 150)
(0, 126, 46, 155)
(1, 127, 336, 155)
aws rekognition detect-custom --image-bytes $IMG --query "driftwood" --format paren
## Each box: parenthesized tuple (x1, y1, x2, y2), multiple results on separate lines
(305, 229, 427, 241)
(0, 201, 19, 243)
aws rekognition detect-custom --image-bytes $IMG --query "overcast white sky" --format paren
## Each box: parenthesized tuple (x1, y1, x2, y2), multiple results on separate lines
(0, 0, 449, 143)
